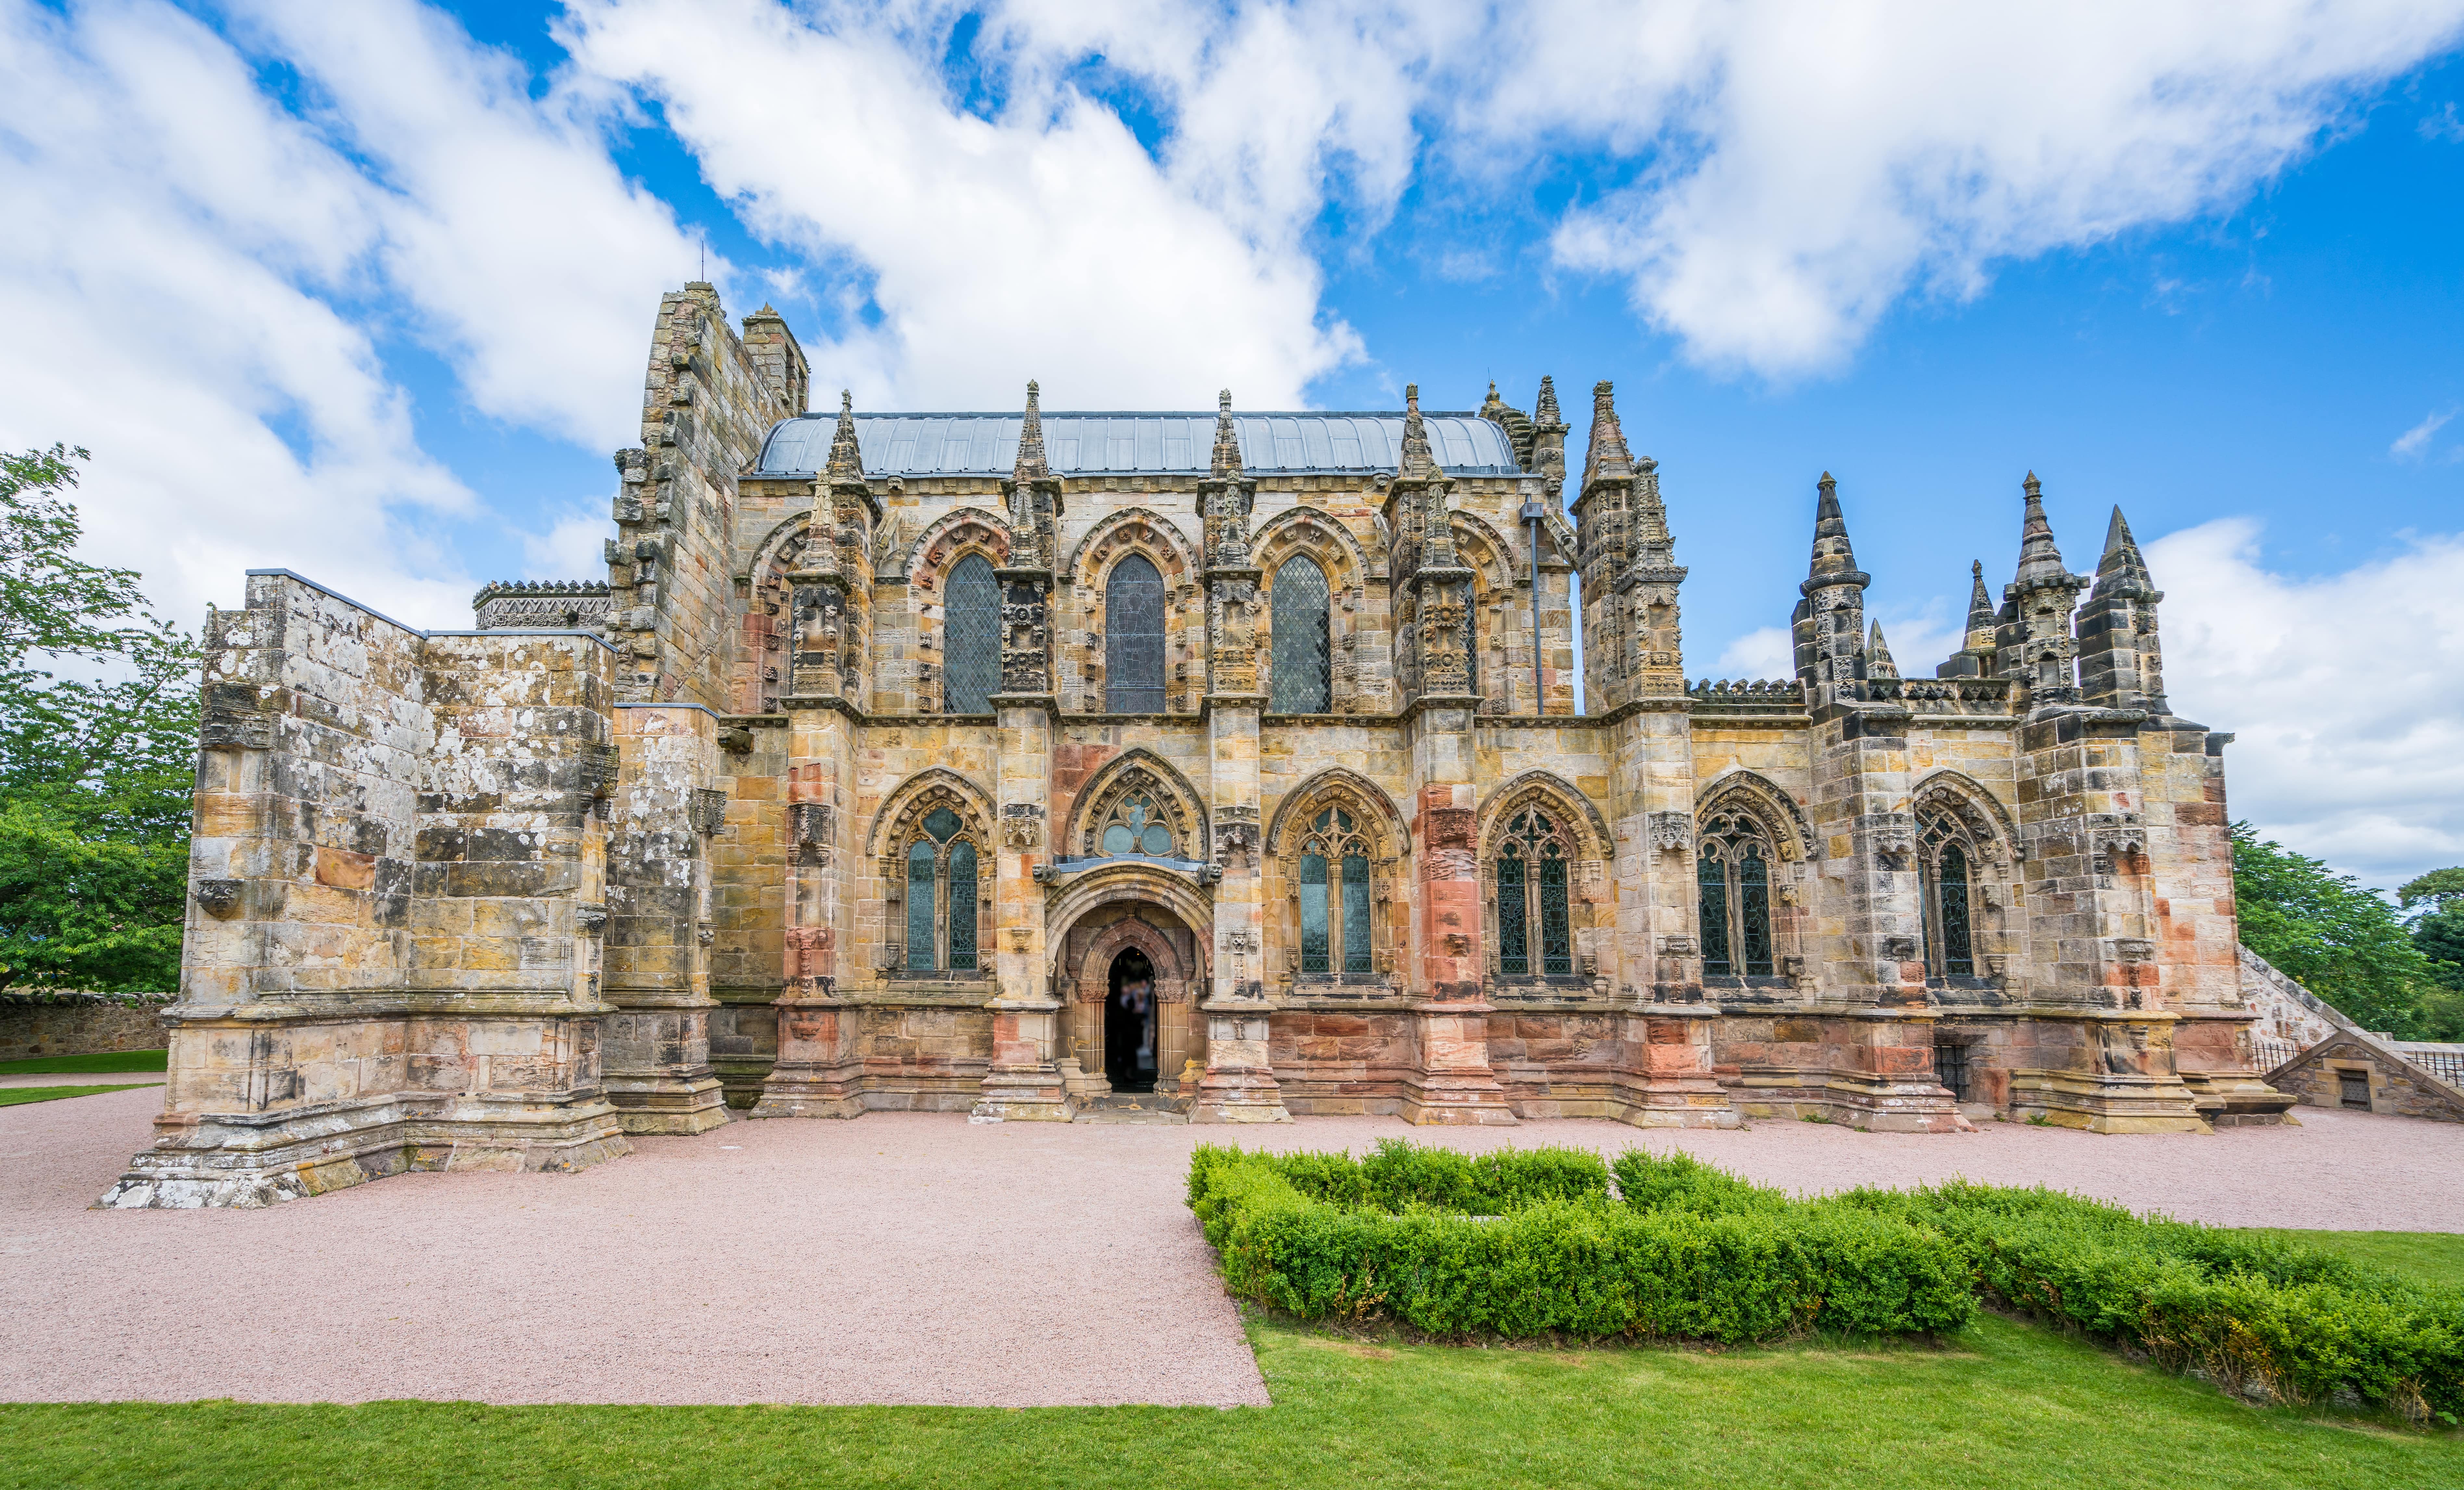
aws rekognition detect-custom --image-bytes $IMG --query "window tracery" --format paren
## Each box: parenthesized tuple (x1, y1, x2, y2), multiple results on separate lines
(1297, 806, 1373, 973)
(1269, 556, 1331, 713)
(1105, 554, 1167, 713)
(1918, 808, 1977, 979)
(1696, 812, 1777, 977)
(901, 805, 981, 973)
(1097, 794, 1177, 859)
(1494, 808, 1574, 976)
(943, 553, 1000, 714)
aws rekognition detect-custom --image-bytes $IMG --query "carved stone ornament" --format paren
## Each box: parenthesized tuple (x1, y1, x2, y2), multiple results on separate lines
(199, 684, 274, 750)
(1648, 811, 1692, 854)
(1883, 934, 1920, 960)
(1657, 933, 1698, 957)
(578, 743, 620, 793)
(790, 803, 832, 861)
(2093, 827, 2148, 869)
(574, 902, 609, 934)
(689, 787, 730, 835)
(195, 879, 242, 918)
(2110, 937, 2155, 964)
(1001, 803, 1044, 850)
(1222, 930, 1258, 956)
(1871, 821, 1917, 866)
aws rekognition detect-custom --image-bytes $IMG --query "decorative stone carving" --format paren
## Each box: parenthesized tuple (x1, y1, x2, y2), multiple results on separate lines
(689, 788, 730, 835)
(1648, 810, 1691, 854)
(1658, 934, 1697, 957)
(574, 902, 609, 934)
(789, 803, 832, 864)
(199, 684, 273, 750)
(1883, 934, 1919, 960)
(1001, 803, 1044, 850)
(194, 879, 242, 918)
(578, 744, 619, 794)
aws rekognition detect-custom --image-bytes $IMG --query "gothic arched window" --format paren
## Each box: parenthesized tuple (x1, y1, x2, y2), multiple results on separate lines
(1270, 556, 1331, 713)
(1696, 813, 1776, 977)
(1097, 793, 1176, 859)
(1298, 807, 1372, 973)
(1462, 594, 1480, 698)
(1919, 810, 1976, 978)
(902, 806, 980, 972)
(944, 554, 1000, 714)
(1105, 554, 1167, 712)
(1495, 808, 1573, 976)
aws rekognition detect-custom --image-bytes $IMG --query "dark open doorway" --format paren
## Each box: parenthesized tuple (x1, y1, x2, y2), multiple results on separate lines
(1105, 947, 1159, 1093)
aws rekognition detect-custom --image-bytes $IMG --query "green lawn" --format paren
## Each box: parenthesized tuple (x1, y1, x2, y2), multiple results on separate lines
(1, 1311, 2454, 1490)
(0, 1082, 159, 1107)
(0, 1047, 168, 1075)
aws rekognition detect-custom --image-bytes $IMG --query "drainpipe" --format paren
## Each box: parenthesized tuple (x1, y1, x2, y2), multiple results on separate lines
(1520, 499, 1547, 715)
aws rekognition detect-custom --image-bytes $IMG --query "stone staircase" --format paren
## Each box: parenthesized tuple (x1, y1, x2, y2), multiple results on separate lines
(1076, 1092, 1187, 1124)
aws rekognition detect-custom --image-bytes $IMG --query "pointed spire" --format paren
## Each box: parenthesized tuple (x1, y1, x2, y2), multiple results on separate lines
(2092, 504, 2156, 598)
(824, 389, 864, 481)
(2013, 470, 2072, 590)
(1013, 379, 1049, 482)
(1534, 374, 1563, 430)
(1805, 472, 1866, 588)
(1580, 379, 1635, 489)
(1868, 621, 1899, 678)
(1963, 559, 1997, 649)
(1209, 388, 1243, 479)
(1396, 382, 1441, 482)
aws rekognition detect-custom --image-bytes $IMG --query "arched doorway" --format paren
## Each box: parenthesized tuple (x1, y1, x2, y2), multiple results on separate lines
(1049, 875, 1208, 1101)
(1105, 947, 1159, 1092)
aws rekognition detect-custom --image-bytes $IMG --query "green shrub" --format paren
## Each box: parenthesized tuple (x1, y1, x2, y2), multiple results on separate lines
(1187, 1142, 1974, 1344)
(1834, 1180, 2464, 1422)
(1613, 1148, 1790, 1216)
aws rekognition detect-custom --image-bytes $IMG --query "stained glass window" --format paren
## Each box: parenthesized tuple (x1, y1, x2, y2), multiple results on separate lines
(1270, 557, 1331, 713)
(906, 840, 936, 970)
(1342, 852, 1372, 973)
(924, 807, 961, 843)
(1098, 793, 1174, 858)
(1697, 853, 1731, 975)
(946, 840, 977, 971)
(1698, 813, 1780, 979)
(1300, 853, 1330, 973)
(1105, 554, 1167, 713)
(1493, 808, 1573, 978)
(1497, 852, 1528, 976)
(1920, 810, 1979, 980)
(1940, 844, 1973, 976)
(944, 555, 1000, 713)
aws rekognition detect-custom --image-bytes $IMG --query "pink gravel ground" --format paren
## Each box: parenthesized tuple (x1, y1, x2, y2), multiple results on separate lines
(3, 1089, 2458, 1407)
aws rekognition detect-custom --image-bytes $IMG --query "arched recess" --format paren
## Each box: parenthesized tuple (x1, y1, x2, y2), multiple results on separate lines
(1255, 507, 1370, 714)
(1692, 770, 1814, 985)
(1910, 770, 2022, 985)
(1065, 747, 1211, 864)
(1067, 509, 1205, 714)
(866, 767, 997, 977)
(904, 509, 1012, 715)
(1450, 512, 1519, 714)
(1044, 866, 1215, 1097)
(1475, 771, 1613, 985)
(1265, 768, 1410, 983)
(735, 510, 815, 713)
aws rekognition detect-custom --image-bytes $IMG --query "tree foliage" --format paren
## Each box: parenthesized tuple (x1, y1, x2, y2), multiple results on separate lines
(2231, 822, 2459, 1040)
(0, 444, 196, 990)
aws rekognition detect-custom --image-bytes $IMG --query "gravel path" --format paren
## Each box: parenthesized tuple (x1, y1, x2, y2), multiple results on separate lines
(3, 1090, 2457, 1407)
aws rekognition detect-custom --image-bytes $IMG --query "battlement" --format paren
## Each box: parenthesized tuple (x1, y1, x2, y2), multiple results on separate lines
(474, 579, 613, 631)
(1688, 677, 1806, 715)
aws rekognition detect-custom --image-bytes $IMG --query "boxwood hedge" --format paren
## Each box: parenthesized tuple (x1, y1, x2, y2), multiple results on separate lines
(1189, 1140, 2463, 1422)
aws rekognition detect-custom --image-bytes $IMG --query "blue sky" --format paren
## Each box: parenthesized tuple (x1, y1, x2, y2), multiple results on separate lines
(4, 0, 2463, 886)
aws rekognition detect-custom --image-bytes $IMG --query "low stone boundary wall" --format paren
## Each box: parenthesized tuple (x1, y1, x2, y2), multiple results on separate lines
(0, 992, 174, 1062)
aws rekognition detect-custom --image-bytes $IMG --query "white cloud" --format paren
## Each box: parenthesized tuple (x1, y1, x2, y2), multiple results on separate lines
(2392, 407, 2454, 461)
(557, 0, 1366, 409)
(521, 502, 619, 581)
(2151, 517, 2464, 885)
(1713, 626, 1794, 678)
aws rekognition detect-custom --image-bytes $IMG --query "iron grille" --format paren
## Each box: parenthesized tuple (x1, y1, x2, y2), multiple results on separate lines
(1270, 557, 1331, 713)
(944, 555, 1001, 713)
(1935, 1040, 1971, 1101)
(1105, 555, 1167, 712)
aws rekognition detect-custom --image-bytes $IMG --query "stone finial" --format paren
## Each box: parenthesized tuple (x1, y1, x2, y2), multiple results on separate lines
(2092, 505, 2158, 599)
(1581, 379, 1635, 490)
(823, 389, 864, 481)
(1014, 379, 1050, 482)
(1868, 621, 1899, 678)
(2013, 470, 2073, 592)
(1396, 382, 1441, 482)
(1210, 388, 1243, 479)
(1963, 559, 1997, 649)
(1805, 471, 1866, 589)
(1534, 374, 1564, 431)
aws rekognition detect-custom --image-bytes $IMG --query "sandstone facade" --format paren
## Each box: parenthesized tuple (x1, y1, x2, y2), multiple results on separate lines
(107, 283, 2298, 1206)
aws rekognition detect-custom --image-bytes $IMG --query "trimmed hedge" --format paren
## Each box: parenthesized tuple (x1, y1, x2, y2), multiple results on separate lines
(1189, 1141, 2464, 1423)
(1187, 1140, 1975, 1343)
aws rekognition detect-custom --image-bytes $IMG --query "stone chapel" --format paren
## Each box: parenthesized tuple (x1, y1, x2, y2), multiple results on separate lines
(103, 283, 2296, 1208)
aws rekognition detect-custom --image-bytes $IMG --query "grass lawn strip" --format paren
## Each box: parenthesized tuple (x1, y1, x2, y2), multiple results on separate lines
(0, 1314, 2454, 1490)
(0, 1048, 169, 1075)
(0, 1082, 161, 1107)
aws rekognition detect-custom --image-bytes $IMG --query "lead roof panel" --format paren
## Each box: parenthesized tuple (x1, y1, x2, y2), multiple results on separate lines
(752, 411, 1523, 478)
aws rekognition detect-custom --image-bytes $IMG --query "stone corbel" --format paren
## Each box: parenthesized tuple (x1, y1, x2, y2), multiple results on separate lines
(1000, 803, 1045, 851)
(574, 902, 609, 935)
(790, 803, 832, 865)
(1647, 811, 1692, 855)
(194, 879, 242, 918)
(1657, 933, 1697, 957)
(689, 787, 730, 836)
(1871, 818, 1917, 867)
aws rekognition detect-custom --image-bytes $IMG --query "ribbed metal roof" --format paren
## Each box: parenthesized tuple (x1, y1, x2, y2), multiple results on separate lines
(751, 411, 1523, 478)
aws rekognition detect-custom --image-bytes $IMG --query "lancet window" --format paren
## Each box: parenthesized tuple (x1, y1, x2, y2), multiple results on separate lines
(1918, 809, 1977, 979)
(1495, 808, 1573, 976)
(1105, 554, 1167, 712)
(1696, 813, 1776, 977)
(944, 554, 1001, 714)
(1297, 807, 1372, 974)
(1270, 557, 1331, 713)
(902, 806, 980, 973)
